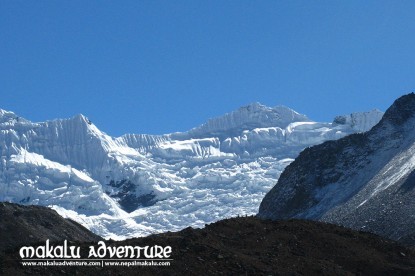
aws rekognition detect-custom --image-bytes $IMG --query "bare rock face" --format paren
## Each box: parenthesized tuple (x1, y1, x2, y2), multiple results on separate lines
(2, 216, 415, 275)
(0, 202, 101, 253)
(259, 93, 415, 246)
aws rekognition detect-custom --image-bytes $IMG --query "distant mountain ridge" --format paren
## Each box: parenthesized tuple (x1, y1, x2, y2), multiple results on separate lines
(0, 103, 383, 239)
(259, 93, 415, 245)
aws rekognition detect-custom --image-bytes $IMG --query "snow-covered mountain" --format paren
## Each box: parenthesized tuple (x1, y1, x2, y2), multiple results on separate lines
(0, 103, 383, 239)
(258, 93, 415, 245)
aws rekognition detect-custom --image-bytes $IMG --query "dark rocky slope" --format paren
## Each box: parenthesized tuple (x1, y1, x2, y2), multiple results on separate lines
(259, 93, 415, 246)
(0, 202, 101, 253)
(2, 216, 415, 275)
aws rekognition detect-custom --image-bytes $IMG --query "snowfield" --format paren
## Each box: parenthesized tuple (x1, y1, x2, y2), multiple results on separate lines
(0, 104, 383, 239)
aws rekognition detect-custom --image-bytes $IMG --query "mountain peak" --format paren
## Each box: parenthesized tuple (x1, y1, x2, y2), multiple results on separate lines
(245, 101, 265, 108)
(186, 103, 310, 138)
(240, 102, 269, 112)
(380, 92, 415, 126)
(239, 102, 303, 115)
(67, 114, 95, 129)
(72, 113, 91, 123)
(0, 109, 29, 125)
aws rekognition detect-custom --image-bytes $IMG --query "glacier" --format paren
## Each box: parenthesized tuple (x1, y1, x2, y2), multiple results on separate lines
(0, 104, 383, 239)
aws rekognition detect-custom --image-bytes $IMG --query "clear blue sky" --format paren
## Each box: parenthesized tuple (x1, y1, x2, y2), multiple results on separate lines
(1, 1, 414, 136)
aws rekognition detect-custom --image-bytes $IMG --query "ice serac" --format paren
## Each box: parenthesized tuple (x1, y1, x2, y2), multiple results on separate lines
(0, 112, 156, 214)
(333, 109, 384, 132)
(0, 102, 383, 239)
(258, 93, 415, 246)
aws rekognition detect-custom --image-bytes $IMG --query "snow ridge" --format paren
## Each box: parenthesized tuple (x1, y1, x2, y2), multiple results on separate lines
(0, 104, 383, 239)
(184, 103, 310, 139)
